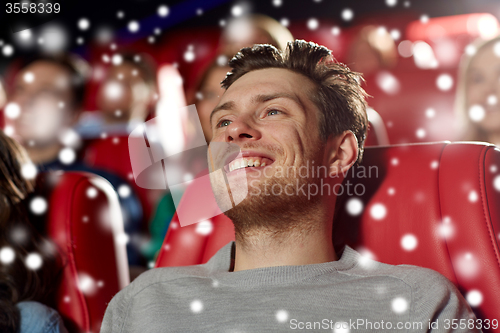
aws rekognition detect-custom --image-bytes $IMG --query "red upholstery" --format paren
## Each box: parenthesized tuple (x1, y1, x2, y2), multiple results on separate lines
(45, 172, 129, 333)
(82, 136, 157, 221)
(155, 142, 500, 330)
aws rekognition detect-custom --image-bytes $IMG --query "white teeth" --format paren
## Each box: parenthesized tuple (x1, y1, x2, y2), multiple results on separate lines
(228, 157, 270, 172)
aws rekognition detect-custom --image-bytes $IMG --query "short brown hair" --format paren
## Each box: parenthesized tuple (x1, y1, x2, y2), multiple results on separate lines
(221, 40, 369, 162)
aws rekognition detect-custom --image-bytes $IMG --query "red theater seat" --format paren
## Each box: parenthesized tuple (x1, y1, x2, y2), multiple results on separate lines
(155, 142, 500, 330)
(82, 136, 157, 221)
(43, 171, 129, 333)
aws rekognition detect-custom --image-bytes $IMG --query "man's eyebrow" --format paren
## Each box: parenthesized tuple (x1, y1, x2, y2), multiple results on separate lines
(251, 92, 305, 109)
(210, 101, 236, 125)
(209, 92, 306, 126)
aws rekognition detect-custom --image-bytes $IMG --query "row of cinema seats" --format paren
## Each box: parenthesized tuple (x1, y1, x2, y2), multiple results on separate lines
(41, 119, 500, 332)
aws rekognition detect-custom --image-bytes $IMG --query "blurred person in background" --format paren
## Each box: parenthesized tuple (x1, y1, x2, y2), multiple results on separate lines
(456, 36, 500, 146)
(218, 14, 294, 60)
(2, 54, 145, 272)
(0, 129, 67, 333)
(346, 25, 398, 79)
(76, 53, 157, 138)
(0, 78, 6, 109)
(141, 14, 294, 264)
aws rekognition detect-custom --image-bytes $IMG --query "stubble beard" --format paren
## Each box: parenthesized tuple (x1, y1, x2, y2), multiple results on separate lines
(221, 145, 326, 245)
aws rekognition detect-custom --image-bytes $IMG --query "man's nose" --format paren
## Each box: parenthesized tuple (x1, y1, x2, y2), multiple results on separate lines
(225, 118, 261, 143)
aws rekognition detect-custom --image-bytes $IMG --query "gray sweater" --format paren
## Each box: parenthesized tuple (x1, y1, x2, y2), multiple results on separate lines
(101, 242, 479, 332)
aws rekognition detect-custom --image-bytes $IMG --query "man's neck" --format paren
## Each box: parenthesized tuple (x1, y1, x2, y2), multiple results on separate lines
(488, 132, 500, 147)
(232, 203, 337, 272)
(26, 143, 62, 165)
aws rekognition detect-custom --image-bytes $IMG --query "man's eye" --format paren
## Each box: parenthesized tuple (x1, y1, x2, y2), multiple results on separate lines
(217, 119, 232, 128)
(267, 109, 281, 116)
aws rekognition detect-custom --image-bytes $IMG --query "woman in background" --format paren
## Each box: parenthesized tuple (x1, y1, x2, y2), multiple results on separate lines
(0, 129, 66, 333)
(456, 36, 500, 146)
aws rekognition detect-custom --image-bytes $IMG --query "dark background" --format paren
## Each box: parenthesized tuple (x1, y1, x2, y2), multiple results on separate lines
(1, 0, 499, 60)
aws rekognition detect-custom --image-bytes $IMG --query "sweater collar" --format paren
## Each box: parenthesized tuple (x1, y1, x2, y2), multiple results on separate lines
(204, 242, 360, 287)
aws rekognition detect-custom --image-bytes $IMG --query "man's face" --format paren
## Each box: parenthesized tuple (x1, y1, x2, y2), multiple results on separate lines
(5, 60, 76, 147)
(466, 44, 500, 134)
(209, 68, 327, 231)
(96, 62, 151, 121)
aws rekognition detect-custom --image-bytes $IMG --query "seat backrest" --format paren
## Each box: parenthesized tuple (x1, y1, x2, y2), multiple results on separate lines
(155, 142, 500, 328)
(82, 136, 156, 221)
(41, 171, 129, 333)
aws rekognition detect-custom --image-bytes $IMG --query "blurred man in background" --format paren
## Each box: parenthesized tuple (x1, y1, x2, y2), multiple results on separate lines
(3, 54, 145, 273)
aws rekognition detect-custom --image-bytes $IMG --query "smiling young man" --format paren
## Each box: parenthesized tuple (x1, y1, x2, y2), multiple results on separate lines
(101, 40, 478, 332)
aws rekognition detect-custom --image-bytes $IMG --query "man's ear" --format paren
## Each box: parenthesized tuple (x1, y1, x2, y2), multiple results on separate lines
(325, 130, 359, 178)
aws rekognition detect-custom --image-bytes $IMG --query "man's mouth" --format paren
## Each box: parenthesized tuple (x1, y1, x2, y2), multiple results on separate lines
(224, 152, 275, 174)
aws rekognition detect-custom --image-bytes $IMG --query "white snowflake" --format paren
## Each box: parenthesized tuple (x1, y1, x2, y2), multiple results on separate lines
(275, 310, 288, 323)
(25, 253, 43, 270)
(468, 191, 478, 203)
(24, 72, 35, 83)
(4, 103, 21, 119)
(118, 184, 131, 198)
(400, 234, 418, 251)
(307, 18, 319, 30)
(370, 203, 387, 220)
(494, 175, 500, 192)
(436, 74, 453, 91)
(465, 44, 476, 56)
(346, 198, 363, 216)
(231, 5, 243, 17)
(190, 300, 203, 313)
(487, 95, 497, 106)
(391, 297, 408, 314)
(78, 273, 97, 296)
(390, 29, 400, 41)
(469, 105, 485, 122)
(86, 186, 98, 199)
(415, 128, 426, 139)
(425, 108, 435, 118)
(0, 247, 15, 264)
(21, 163, 37, 180)
(466, 290, 483, 307)
(195, 220, 213, 235)
(112, 54, 123, 65)
(30, 197, 48, 215)
(78, 18, 90, 31)
(128, 21, 140, 33)
(376, 71, 400, 95)
(341, 8, 354, 21)
(2, 44, 14, 57)
(116, 233, 129, 245)
(158, 5, 169, 17)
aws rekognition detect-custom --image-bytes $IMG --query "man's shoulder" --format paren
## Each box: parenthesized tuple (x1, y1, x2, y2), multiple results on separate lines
(120, 264, 210, 296)
(343, 248, 456, 292)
